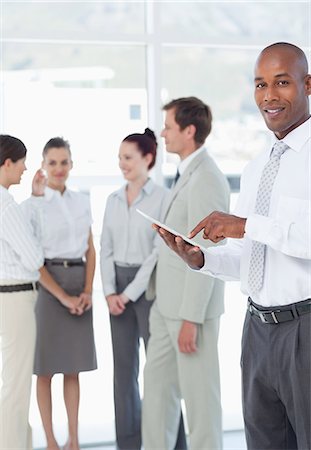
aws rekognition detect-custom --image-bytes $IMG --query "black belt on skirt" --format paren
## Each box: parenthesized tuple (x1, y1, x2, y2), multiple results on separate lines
(44, 258, 84, 268)
(248, 297, 311, 324)
(0, 282, 39, 293)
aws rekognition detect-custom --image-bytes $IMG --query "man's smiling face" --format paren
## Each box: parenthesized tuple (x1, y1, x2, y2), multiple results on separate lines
(254, 45, 311, 139)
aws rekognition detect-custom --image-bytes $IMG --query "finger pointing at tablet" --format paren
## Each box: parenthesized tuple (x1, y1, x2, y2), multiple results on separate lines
(188, 211, 246, 242)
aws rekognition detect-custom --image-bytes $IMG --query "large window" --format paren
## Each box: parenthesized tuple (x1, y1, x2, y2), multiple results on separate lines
(2, 1, 146, 41)
(159, 2, 307, 44)
(2, 44, 147, 173)
(1, 1, 309, 446)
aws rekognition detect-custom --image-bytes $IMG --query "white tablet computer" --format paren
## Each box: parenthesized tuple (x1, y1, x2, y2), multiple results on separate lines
(136, 208, 205, 250)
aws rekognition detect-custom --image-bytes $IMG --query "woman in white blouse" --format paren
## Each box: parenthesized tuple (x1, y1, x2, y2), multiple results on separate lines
(0, 134, 45, 449)
(100, 129, 186, 450)
(29, 137, 97, 450)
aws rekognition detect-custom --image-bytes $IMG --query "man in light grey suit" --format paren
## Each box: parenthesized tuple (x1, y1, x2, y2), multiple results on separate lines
(142, 97, 230, 449)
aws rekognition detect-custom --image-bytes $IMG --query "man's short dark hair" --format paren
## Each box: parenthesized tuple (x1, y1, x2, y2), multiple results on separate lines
(163, 96, 212, 146)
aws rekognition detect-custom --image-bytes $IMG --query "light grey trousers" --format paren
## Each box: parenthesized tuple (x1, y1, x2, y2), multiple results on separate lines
(143, 302, 222, 450)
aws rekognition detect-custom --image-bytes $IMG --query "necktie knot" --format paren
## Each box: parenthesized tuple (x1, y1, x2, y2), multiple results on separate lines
(271, 141, 289, 159)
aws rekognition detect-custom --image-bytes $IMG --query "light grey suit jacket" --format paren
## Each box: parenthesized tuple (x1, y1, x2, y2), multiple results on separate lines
(155, 149, 230, 323)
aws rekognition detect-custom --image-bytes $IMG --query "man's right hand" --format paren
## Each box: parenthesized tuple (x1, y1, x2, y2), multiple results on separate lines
(153, 224, 205, 269)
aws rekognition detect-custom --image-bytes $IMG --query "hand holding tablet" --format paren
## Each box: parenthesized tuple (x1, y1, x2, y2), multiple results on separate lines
(136, 208, 205, 251)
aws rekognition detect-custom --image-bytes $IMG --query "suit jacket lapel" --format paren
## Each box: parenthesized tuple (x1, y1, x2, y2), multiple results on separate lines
(163, 150, 207, 221)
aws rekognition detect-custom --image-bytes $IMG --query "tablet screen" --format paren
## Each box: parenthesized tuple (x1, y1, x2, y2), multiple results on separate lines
(136, 208, 204, 250)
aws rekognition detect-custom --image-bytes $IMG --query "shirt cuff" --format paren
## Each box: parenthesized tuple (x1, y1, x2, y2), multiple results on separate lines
(245, 214, 278, 244)
(195, 248, 223, 276)
(31, 194, 45, 200)
(29, 195, 45, 206)
(123, 285, 139, 302)
(103, 284, 116, 298)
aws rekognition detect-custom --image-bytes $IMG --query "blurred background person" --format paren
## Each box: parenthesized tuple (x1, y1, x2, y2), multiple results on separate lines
(0, 134, 45, 449)
(100, 128, 187, 450)
(142, 97, 230, 450)
(25, 137, 97, 450)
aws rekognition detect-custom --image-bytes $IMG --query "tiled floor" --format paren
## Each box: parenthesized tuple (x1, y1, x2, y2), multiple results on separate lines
(78, 430, 247, 450)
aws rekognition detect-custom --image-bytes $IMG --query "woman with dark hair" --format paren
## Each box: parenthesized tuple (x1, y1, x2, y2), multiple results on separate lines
(0, 134, 45, 449)
(100, 128, 186, 450)
(25, 136, 97, 450)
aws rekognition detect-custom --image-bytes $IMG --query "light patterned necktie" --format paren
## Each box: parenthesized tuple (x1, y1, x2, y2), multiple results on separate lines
(248, 141, 289, 293)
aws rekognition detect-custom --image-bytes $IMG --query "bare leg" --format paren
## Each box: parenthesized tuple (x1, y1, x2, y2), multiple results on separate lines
(36, 375, 60, 450)
(63, 373, 80, 450)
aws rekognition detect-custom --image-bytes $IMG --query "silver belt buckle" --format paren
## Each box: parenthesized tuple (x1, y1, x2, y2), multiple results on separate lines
(271, 311, 279, 324)
(259, 310, 279, 324)
(259, 312, 269, 323)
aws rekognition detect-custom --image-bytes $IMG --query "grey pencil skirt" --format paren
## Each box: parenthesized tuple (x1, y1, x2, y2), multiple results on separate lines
(34, 259, 97, 376)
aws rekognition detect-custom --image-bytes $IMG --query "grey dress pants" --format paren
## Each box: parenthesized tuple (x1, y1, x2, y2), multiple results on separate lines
(241, 299, 311, 450)
(110, 265, 187, 450)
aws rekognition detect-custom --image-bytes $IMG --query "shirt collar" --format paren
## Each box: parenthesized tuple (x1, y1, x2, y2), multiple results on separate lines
(0, 184, 11, 199)
(178, 146, 206, 176)
(272, 116, 311, 153)
(141, 178, 155, 195)
(116, 178, 155, 200)
(44, 185, 71, 201)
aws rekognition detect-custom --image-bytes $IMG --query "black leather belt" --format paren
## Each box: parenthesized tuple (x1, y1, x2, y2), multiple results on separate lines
(44, 259, 84, 268)
(0, 282, 39, 293)
(248, 298, 311, 324)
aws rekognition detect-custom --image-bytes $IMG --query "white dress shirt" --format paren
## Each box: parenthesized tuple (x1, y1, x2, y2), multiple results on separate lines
(177, 146, 206, 176)
(100, 179, 168, 301)
(24, 186, 92, 259)
(200, 117, 311, 307)
(0, 186, 44, 281)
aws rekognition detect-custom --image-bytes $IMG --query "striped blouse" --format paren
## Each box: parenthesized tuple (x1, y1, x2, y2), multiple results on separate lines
(0, 185, 44, 281)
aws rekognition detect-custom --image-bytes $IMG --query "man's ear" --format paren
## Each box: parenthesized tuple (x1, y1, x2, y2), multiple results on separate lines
(186, 124, 196, 140)
(305, 74, 311, 96)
